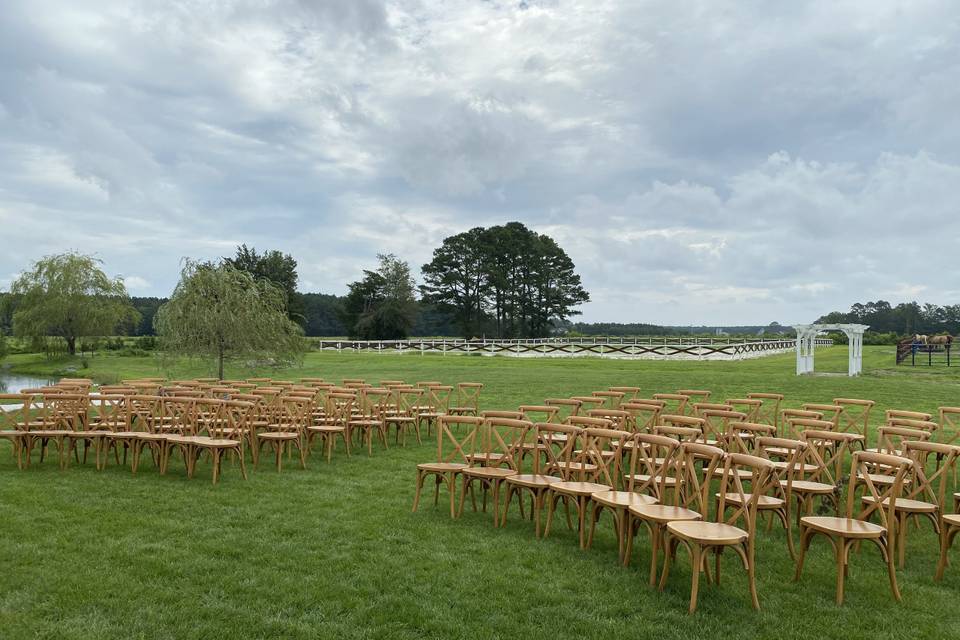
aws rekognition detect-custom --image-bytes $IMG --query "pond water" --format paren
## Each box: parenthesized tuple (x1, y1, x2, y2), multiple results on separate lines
(0, 373, 60, 394)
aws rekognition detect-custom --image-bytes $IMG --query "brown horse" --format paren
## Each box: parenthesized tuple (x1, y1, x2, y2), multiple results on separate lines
(928, 334, 954, 346)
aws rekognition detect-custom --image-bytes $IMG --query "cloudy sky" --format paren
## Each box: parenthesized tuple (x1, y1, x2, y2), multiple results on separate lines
(1, 1, 958, 325)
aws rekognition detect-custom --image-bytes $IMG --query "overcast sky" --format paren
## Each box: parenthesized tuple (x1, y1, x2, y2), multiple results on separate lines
(1, 1, 958, 325)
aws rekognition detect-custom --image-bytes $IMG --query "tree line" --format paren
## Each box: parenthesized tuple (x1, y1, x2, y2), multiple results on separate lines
(816, 300, 960, 337)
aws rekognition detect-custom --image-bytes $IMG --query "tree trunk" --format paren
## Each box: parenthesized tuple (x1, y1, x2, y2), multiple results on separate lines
(67, 336, 76, 356)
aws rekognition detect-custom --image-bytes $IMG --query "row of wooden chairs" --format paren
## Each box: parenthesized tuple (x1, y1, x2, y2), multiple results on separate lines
(412, 388, 960, 613)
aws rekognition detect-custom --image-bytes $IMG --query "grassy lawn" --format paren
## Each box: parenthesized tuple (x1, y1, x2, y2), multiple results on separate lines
(1, 346, 959, 639)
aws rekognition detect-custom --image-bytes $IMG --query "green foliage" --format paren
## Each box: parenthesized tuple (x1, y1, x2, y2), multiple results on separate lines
(0, 328, 7, 361)
(301, 292, 347, 336)
(223, 244, 305, 325)
(818, 300, 960, 336)
(341, 254, 418, 340)
(421, 222, 589, 338)
(154, 260, 307, 379)
(9, 252, 140, 355)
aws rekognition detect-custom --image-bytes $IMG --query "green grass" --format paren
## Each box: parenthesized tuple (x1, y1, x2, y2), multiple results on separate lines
(1, 346, 960, 639)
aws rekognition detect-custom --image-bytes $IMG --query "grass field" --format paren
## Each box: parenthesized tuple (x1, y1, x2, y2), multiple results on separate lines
(1, 346, 959, 639)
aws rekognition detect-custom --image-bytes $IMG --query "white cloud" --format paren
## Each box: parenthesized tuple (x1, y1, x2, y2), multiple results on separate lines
(1, 0, 958, 325)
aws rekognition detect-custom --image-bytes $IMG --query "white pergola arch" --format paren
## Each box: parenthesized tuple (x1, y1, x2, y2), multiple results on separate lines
(793, 323, 868, 377)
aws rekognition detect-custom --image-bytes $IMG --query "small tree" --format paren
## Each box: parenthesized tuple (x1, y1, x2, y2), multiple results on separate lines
(11, 252, 139, 356)
(154, 260, 307, 379)
(341, 254, 418, 339)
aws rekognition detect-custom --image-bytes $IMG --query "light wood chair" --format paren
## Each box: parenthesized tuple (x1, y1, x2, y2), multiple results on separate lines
(570, 396, 605, 412)
(255, 395, 309, 472)
(383, 388, 424, 446)
(123, 395, 166, 473)
(413, 415, 481, 518)
(677, 389, 711, 402)
(833, 398, 875, 449)
(654, 393, 691, 416)
(188, 399, 251, 484)
(307, 391, 354, 461)
(586, 408, 631, 430)
(417, 385, 452, 436)
(747, 392, 784, 430)
(935, 483, 960, 580)
(699, 409, 747, 446)
(24, 393, 88, 469)
(601, 433, 678, 563)
(660, 453, 774, 613)
(0, 394, 28, 469)
(726, 398, 763, 423)
(449, 382, 483, 416)
(660, 414, 706, 436)
(349, 388, 391, 454)
(519, 405, 560, 423)
(544, 398, 582, 421)
(544, 424, 628, 549)
(622, 402, 662, 433)
(458, 418, 529, 525)
(501, 423, 573, 537)
(801, 403, 843, 429)
(779, 408, 823, 437)
(592, 390, 625, 408)
(939, 407, 960, 445)
(795, 451, 914, 605)
(609, 386, 641, 401)
(626, 443, 724, 585)
(692, 402, 731, 418)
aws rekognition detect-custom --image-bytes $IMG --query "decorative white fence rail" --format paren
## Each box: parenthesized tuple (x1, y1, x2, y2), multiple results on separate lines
(314, 337, 833, 360)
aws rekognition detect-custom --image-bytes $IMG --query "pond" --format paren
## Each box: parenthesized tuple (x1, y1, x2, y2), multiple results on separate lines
(0, 373, 60, 394)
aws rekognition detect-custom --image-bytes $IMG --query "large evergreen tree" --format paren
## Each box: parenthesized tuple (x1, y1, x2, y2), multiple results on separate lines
(223, 244, 305, 325)
(341, 254, 418, 340)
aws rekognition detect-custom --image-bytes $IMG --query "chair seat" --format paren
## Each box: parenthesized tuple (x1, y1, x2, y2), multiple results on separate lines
(462, 466, 516, 479)
(624, 473, 677, 486)
(716, 493, 784, 508)
(574, 449, 616, 460)
(857, 472, 911, 486)
(25, 430, 72, 437)
(550, 481, 610, 496)
(591, 490, 657, 508)
(944, 514, 960, 527)
(862, 496, 937, 513)
(769, 460, 820, 474)
(552, 461, 598, 473)
(417, 462, 467, 472)
(449, 407, 476, 413)
(628, 503, 701, 522)
(782, 479, 835, 494)
(384, 416, 416, 423)
(667, 520, 748, 544)
(466, 453, 506, 464)
(190, 437, 242, 448)
(257, 432, 299, 440)
(134, 433, 169, 441)
(308, 425, 345, 433)
(0, 430, 26, 439)
(800, 516, 885, 538)
(349, 420, 382, 427)
(505, 473, 562, 487)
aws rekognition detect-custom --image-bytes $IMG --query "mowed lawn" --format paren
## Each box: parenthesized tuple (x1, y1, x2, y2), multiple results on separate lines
(2, 345, 960, 639)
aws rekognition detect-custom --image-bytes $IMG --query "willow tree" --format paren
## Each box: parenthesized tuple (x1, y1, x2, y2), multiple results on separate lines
(154, 261, 307, 379)
(10, 253, 139, 355)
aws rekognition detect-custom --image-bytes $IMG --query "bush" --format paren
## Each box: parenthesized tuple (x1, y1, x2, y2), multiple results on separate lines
(138, 335, 157, 350)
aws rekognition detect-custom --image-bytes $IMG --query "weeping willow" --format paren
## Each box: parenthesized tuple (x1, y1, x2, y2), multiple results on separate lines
(155, 260, 307, 379)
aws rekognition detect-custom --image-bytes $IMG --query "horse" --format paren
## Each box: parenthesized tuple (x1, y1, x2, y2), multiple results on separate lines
(914, 334, 929, 345)
(928, 334, 954, 346)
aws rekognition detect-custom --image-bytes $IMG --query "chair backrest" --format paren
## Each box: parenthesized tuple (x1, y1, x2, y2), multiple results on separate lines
(629, 433, 681, 500)
(342, 378, 366, 385)
(939, 406, 960, 445)
(677, 389, 711, 402)
(692, 402, 731, 417)
(98, 386, 136, 395)
(902, 441, 960, 511)
(162, 396, 198, 435)
(481, 410, 523, 420)
(653, 393, 691, 416)
(472, 417, 533, 471)
(726, 398, 763, 422)
(378, 380, 405, 387)
(833, 398, 875, 442)
(700, 409, 747, 443)
(434, 415, 482, 464)
(127, 395, 163, 432)
(591, 390, 625, 408)
(652, 425, 702, 443)
(519, 405, 560, 423)
(756, 436, 807, 495)
(846, 452, 913, 531)
(544, 398, 582, 420)
(358, 388, 391, 417)
(0, 394, 28, 431)
(885, 409, 931, 423)
(800, 429, 857, 487)
(673, 442, 725, 513)
(747, 392, 784, 429)
(722, 421, 775, 453)
(42, 393, 89, 431)
(246, 378, 273, 385)
(325, 392, 357, 426)
(801, 403, 842, 428)
(622, 402, 662, 433)
(277, 395, 312, 432)
(659, 414, 706, 434)
(455, 382, 483, 410)
(90, 394, 129, 431)
(784, 417, 836, 440)
(536, 422, 580, 477)
(210, 400, 255, 439)
(426, 386, 453, 413)
(392, 388, 424, 416)
(585, 408, 631, 430)
(575, 427, 631, 488)
(570, 396, 605, 411)
(609, 386, 641, 401)
(876, 426, 931, 453)
(715, 453, 775, 544)
(885, 417, 938, 434)
(416, 380, 442, 389)
(565, 415, 612, 430)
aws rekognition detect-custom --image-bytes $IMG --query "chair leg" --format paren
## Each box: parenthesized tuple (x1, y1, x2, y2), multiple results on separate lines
(688, 543, 702, 614)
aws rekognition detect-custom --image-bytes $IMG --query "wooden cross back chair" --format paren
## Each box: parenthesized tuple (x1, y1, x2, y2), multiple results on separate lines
(592, 390, 625, 408)
(692, 402, 731, 417)
(23, 392, 89, 469)
(417, 385, 452, 436)
(939, 407, 960, 445)
(660, 452, 775, 614)
(383, 388, 425, 446)
(833, 398, 875, 448)
(796, 451, 914, 605)
(625, 442, 725, 586)
(413, 415, 482, 518)
(449, 382, 483, 416)
(544, 398, 582, 421)
(186, 399, 251, 483)
(801, 403, 842, 429)
(458, 418, 531, 526)
(585, 408, 631, 431)
(349, 387, 391, 455)
(502, 423, 576, 537)
(726, 398, 763, 423)
(677, 389, 711, 402)
(570, 396, 605, 412)
(544, 424, 630, 549)
(653, 393, 691, 416)
(747, 392, 784, 430)
(609, 386, 641, 402)
(255, 395, 309, 472)
(0, 394, 28, 469)
(518, 405, 560, 423)
(307, 391, 355, 461)
(699, 409, 747, 446)
(622, 402, 663, 433)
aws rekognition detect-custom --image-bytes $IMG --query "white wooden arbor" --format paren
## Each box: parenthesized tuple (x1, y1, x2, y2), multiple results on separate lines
(793, 324, 868, 376)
